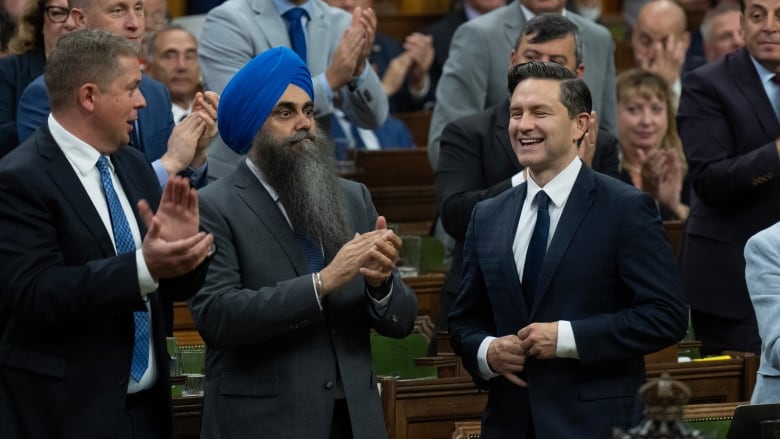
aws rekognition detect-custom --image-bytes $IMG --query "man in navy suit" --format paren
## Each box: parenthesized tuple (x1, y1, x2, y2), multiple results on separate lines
(0, 29, 213, 438)
(448, 62, 687, 438)
(16, 0, 217, 189)
(433, 14, 620, 354)
(676, 0, 780, 355)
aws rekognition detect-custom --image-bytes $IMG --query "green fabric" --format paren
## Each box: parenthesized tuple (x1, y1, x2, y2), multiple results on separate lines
(370, 332, 437, 379)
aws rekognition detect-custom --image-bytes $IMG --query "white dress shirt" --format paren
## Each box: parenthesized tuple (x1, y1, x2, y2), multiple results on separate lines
(477, 157, 582, 380)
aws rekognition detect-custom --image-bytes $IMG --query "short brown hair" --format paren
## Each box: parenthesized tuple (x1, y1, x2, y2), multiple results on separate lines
(45, 29, 140, 110)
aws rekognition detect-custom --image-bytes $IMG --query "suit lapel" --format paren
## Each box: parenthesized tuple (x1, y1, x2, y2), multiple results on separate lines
(733, 48, 780, 137)
(231, 163, 310, 276)
(38, 127, 116, 257)
(531, 165, 595, 314)
(499, 185, 530, 318)
(252, 0, 295, 51)
(494, 99, 522, 172)
(501, 2, 525, 49)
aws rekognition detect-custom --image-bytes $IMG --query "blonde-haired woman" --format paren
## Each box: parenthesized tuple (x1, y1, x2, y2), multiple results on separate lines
(617, 68, 689, 220)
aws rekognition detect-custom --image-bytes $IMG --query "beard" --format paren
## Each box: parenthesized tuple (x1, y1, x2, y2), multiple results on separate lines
(248, 126, 352, 258)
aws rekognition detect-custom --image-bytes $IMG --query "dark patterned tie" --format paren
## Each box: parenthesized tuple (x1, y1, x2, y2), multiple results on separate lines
(522, 191, 550, 309)
(283, 8, 308, 64)
(96, 156, 149, 381)
(295, 229, 324, 272)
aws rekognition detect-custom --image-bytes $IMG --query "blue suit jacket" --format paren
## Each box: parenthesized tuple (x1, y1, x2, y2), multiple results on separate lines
(448, 165, 688, 438)
(745, 221, 780, 404)
(17, 74, 175, 164)
(330, 114, 414, 159)
(677, 47, 780, 323)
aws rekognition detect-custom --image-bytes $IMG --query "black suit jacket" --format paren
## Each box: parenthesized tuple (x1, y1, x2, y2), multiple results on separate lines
(677, 47, 780, 320)
(0, 125, 208, 438)
(0, 50, 45, 157)
(436, 98, 620, 299)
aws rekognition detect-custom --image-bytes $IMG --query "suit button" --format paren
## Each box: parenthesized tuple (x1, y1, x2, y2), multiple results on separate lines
(391, 315, 398, 324)
(324, 380, 335, 389)
(290, 322, 299, 329)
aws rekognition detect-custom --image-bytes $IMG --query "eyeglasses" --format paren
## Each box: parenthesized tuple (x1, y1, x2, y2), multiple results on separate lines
(44, 5, 70, 23)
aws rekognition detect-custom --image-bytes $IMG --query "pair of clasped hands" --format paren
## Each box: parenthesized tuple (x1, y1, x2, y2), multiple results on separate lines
(316, 215, 400, 297)
(488, 322, 560, 387)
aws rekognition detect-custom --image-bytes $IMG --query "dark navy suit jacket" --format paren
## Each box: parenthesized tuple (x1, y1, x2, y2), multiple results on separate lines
(448, 165, 688, 438)
(677, 47, 780, 322)
(0, 50, 45, 157)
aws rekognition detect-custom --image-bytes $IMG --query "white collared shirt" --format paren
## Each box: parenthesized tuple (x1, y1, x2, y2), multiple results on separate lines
(48, 114, 158, 393)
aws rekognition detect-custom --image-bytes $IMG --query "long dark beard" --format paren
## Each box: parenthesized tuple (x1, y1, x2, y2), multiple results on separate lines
(248, 127, 352, 258)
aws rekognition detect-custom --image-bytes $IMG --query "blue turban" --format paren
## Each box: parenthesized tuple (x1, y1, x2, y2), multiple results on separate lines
(218, 47, 315, 155)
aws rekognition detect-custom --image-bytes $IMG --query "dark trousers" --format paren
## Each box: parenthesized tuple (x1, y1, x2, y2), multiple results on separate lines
(691, 308, 761, 355)
(330, 399, 353, 439)
(118, 389, 167, 439)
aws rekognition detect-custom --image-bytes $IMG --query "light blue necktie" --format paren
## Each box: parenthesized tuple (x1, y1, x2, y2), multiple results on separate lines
(522, 191, 550, 309)
(96, 156, 150, 381)
(283, 7, 308, 64)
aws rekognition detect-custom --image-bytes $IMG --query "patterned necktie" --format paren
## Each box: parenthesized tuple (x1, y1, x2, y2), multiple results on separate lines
(283, 7, 307, 64)
(522, 191, 550, 309)
(295, 229, 324, 272)
(96, 156, 150, 381)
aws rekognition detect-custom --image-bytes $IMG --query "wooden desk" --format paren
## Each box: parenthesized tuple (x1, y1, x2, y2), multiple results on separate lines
(381, 375, 488, 439)
(404, 272, 445, 323)
(172, 395, 203, 439)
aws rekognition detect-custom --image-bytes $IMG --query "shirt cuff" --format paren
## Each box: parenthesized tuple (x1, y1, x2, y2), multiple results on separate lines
(367, 282, 393, 315)
(188, 160, 207, 182)
(152, 159, 169, 188)
(316, 73, 335, 110)
(556, 320, 579, 359)
(408, 73, 430, 98)
(477, 336, 500, 380)
(135, 249, 159, 297)
(511, 170, 526, 187)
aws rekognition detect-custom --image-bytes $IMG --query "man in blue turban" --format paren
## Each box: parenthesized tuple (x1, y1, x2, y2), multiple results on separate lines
(192, 46, 418, 439)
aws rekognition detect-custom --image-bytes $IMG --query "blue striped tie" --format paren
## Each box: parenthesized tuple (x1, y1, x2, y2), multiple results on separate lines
(96, 156, 150, 382)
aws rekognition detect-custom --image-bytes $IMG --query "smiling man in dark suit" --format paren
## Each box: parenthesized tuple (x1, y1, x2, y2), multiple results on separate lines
(432, 14, 619, 353)
(448, 62, 687, 438)
(676, 0, 780, 356)
(0, 29, 213, 438)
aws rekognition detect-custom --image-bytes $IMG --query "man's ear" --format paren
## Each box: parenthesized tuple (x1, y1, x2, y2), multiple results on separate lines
(573, 112, 590, 144)
(70, 8, 88, 29)
(79, 83, 98, 113)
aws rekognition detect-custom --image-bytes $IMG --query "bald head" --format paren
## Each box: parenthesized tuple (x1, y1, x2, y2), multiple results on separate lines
(631, 0, 690, 73)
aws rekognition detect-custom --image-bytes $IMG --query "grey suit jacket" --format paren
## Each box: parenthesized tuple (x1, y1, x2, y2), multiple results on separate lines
(192, 162, 417, 439)
(198, 0, 389, 179)
(745, 221, 780, 404)
(426, 1, 617, 170)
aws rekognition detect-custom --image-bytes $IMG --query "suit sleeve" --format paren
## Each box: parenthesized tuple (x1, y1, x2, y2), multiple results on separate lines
(437, 119, 512, 241)
(745, 226, 780, 371)
(447, 204, 496, 390)
(596, 37, 617, 136)
(571, 191, 688, 365)
(427, 23, 493, 171)
(591, 129, 621, 179)
(678, 70, 780, 208)
(16, 75, 49, 144)
(336, 65, 389, 129)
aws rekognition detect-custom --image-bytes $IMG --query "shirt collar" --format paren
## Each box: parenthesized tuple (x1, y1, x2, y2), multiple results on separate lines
(525, 156, 582, 208)
(245, 157, 281, 203)
(48, 114, 104, 176)
(750, 54, 778, 86)
(274, 0, 313, 18)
